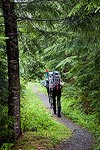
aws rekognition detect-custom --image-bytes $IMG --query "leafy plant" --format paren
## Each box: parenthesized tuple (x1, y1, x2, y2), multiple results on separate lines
(0, 143, 13, 150)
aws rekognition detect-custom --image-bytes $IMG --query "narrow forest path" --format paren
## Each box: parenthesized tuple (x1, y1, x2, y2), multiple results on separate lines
(33, 85, 94, 150)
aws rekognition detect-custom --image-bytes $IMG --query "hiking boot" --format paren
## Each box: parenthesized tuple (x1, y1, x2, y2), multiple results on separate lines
(58, 113, 61, 117)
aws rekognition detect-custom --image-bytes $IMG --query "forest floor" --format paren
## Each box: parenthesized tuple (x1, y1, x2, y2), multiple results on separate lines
(33, 85, 94, 150)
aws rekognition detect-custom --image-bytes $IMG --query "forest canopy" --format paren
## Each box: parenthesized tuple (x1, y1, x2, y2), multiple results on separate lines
(0, 0, 100, 148)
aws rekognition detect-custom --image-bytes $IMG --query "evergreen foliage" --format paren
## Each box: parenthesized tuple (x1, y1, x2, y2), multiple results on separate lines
(0, 0, 100, 148)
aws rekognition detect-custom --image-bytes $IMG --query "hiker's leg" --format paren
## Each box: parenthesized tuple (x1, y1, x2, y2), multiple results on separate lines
(57, 92, 61, 117)
(49, 89, 53, 107)
(52, 94, 56, 114)
(47, 87, 49, 96)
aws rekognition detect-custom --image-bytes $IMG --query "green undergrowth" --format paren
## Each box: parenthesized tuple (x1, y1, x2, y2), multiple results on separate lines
(62, 96, 100, 149)
(12, 82, 71, 150)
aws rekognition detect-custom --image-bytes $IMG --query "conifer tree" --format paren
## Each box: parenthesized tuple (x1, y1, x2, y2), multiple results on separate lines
(2, 0, 21, 140)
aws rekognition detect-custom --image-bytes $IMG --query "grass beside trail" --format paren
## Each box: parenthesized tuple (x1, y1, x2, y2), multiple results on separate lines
(12, 82, 71, 150)
(61, 95, 100, 149)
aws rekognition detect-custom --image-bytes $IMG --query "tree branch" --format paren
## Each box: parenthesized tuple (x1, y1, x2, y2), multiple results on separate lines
(33, 25, 68, 37)
(17, 16, 65, 22)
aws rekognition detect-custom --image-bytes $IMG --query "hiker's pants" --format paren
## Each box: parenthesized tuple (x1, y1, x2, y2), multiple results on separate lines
(52, 89, 61, 115)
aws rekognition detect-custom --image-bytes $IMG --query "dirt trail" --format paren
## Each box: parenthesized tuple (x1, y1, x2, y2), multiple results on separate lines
(33, 85, 94, 150)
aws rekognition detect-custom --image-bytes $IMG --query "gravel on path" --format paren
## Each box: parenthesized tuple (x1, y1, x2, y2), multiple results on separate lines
(33, 85, 94, 150)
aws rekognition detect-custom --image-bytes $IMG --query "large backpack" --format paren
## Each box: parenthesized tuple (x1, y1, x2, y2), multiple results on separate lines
(49, 71, 61, 91)
(48, 72, 53, 90)
(53, 71, 61, 90)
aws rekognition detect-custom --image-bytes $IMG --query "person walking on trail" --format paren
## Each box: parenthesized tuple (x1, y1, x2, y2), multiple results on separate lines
(52, 71, 64, 117)
(45, 70, 64, 117)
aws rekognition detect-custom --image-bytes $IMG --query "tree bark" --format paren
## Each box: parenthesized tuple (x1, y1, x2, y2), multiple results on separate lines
(2, 0, 21, 140)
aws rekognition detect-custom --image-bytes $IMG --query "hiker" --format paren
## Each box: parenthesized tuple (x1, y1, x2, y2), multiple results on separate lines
(48, 71, 64, 117)
(52, 71, 64, 117)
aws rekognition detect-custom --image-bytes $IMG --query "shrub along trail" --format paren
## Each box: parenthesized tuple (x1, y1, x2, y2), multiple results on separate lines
(33, 84, 93, 150)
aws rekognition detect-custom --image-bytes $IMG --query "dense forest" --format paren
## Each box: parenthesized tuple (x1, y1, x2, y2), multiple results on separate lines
(0, 0, 100, 149)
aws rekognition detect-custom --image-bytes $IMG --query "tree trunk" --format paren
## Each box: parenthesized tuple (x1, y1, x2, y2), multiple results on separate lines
(2, 0, 21, 140)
